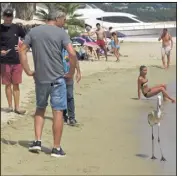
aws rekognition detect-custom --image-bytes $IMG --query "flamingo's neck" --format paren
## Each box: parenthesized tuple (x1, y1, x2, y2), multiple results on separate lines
(157, 106, 161, 118)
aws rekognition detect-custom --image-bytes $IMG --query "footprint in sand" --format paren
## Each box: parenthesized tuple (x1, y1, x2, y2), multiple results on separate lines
(83, 166, 100, 173)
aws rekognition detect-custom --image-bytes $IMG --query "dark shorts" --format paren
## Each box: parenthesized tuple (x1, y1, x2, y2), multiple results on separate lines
(35, 77, 67, 111)
(1, 64, 23, 85)
(96, 40, 105, 48)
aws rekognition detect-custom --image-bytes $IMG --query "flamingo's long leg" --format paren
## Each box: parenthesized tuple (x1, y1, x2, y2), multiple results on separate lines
(151, 126, 157, 160)
(157, 124, 167, 161)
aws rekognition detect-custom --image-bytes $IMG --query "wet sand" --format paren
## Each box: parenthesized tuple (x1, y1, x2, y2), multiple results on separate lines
(1, 65, 176, 175)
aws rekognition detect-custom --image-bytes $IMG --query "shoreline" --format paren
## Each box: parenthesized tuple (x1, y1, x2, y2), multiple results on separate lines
(123, 37, 176, 43)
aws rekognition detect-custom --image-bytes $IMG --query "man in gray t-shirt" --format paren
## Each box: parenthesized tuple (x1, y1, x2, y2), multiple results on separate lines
(23, 24, 70, 83)
(19, 11, 77, 157)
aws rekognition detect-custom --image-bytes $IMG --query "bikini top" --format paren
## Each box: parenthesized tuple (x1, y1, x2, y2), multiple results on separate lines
(141, 79, 148, 87)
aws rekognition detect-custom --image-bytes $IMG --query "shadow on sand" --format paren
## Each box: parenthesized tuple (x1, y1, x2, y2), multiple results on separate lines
(1, 107, 13, 113)
(30, 115, 83, 128)
(130, 98, 138, 100)
(1, 138, 51, 155)
(136, 153, 149, 159)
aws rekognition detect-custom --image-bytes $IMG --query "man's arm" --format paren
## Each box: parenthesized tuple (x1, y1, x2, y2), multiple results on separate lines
(81, 31, 95, 36)
(19, 32, 34, 76)
(138, 78, 142, 100)
(158, 36, 162, 41)
(103, 31, 107, 42)
(75, 59, 81, 83)
(76, 59, 81, 73)
(0, 26, 8, 55)
(170, 35, 173, 49)
(19, 43, 34, 76)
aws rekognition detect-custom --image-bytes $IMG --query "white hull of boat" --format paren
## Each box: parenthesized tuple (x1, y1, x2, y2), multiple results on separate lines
(118, 27, 176, 37)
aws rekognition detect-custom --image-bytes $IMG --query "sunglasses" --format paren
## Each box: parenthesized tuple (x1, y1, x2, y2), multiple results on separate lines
(4, 13, 13, 17)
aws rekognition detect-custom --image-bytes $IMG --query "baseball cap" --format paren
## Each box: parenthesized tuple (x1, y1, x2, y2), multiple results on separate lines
(3, 9, 13, 17)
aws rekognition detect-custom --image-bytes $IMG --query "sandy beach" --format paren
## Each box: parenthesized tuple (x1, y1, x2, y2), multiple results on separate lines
(1, 42, 176, 175)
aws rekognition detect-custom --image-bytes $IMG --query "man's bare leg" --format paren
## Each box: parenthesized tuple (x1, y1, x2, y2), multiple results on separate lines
(52, 109, 64, 148)
(34, 108, 46, 140)
(13, 84, 26, 114)
(96, 49, 100, 60)
(5, 84, 13, 110)
(102, 46, 108, 61)
(93, 49, 98, 60)
(162, 55, 166, 69)
(167, 54, 171, 69)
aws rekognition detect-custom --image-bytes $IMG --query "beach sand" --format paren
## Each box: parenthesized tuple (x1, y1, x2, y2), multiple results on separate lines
(1, 42, 176, 175)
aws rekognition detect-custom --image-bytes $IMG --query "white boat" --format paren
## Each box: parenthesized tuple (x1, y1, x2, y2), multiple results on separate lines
(75, 4, 176, 38)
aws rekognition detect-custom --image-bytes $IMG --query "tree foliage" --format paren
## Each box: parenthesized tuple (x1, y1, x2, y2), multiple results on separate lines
(36, 3, 84, 28)
(12, 3, 35, 20)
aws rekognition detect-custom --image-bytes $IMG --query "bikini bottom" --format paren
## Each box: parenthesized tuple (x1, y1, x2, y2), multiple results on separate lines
(144, 89, 151, 98)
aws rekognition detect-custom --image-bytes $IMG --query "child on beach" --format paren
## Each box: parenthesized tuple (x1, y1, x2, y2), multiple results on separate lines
(62, 48, 81, 126)
(111, 32, 120, 62)
(137, 65, 175, 103)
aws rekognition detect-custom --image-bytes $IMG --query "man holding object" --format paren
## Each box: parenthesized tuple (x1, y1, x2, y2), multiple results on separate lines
(1, 9, 26, 114)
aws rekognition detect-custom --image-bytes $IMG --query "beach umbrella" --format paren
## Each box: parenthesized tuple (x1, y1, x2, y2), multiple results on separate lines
(72, 37, 86, 45)
(147, 95, 166, 161)
(81, 35, 96, 43)
(81, 36, 100, 49)
(72, 36, 100, 49)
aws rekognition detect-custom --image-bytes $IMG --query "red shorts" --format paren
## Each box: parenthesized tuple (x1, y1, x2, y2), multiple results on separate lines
(1, 64, 23, 85)
(96, 40, 105, 47)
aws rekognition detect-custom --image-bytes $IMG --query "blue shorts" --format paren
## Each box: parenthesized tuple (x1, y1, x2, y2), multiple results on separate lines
(35, 77, 67, 111)
(111, 44, 120, 49)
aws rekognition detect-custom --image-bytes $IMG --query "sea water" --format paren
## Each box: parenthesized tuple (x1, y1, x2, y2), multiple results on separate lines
(137, 81, 176, 175)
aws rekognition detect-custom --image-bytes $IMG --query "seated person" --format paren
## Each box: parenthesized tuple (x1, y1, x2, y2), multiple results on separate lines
(137, 65, 175, 103)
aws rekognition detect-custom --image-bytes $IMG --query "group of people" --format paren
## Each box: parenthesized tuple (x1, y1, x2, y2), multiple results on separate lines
(1, 8, 175, 158)
(81, 24, 121, 62)
(1, 9, 81, 157)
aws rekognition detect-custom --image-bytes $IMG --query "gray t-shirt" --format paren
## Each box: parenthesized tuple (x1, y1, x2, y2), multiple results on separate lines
(24, 24, 71, 83)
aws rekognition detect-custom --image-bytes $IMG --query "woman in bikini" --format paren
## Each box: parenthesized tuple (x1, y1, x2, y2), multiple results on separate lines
(111, 32, 120, 62)
(137, 65, 175, 103)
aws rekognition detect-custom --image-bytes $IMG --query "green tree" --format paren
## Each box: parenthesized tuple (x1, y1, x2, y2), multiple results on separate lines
(12, 3, 35, 20)
(35, 3, 84, 37)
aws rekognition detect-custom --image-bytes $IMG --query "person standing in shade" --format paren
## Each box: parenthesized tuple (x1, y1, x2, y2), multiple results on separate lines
(62, 47, 81, 126)
(19, 11, 77, 157)
(1, 9, 26, 114)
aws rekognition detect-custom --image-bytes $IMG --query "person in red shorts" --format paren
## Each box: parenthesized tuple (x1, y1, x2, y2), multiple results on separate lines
(1, 9, 26, 114)
(95, 23, 108, 61)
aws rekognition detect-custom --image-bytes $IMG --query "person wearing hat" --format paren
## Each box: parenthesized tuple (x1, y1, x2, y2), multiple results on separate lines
(1, 9, 26, 114)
